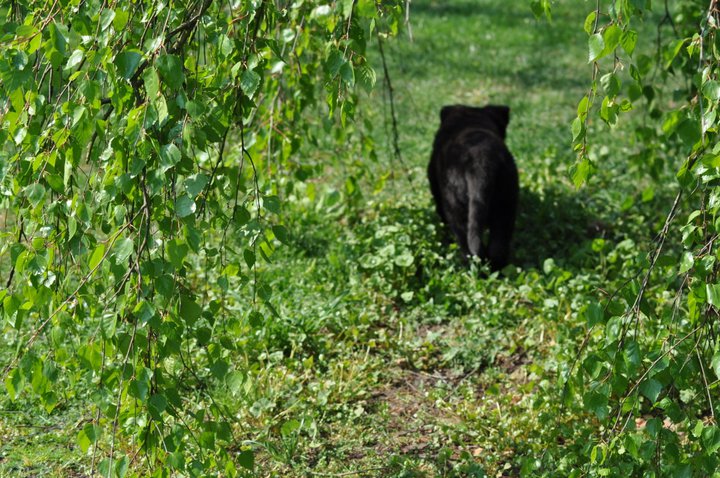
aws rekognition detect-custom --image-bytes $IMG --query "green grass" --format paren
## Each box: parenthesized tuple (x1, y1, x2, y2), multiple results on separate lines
(1, 1, 681, 477)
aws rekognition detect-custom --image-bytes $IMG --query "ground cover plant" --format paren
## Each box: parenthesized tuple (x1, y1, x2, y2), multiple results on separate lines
(1, 0, 720, 477)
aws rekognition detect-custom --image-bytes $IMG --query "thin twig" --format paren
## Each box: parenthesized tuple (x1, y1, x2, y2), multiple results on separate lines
(2, 212, 141, 379)
(613, 325, 703, 433)
(696, 346, 715, 420)
(404, 0, 413, 41)
(376, 32, 410, 184)
(627, 190, 683, 338)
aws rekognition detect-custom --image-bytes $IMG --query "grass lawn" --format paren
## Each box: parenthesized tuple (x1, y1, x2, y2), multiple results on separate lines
(1, 1, 680, 477)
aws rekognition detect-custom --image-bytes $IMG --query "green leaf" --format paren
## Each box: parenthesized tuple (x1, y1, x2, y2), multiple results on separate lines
(602, 25, 622, 53)
(113, 238, 134, 263)
(235, 206, 251, 225)
(639, 378, 662, 403)
(664, 38, 687, 69)
(529, 0, 551, 20)
(356, 64, 377, 93)
(143, 67, 160, 99)
(572, 157, 594, 188)
(113, 9, 129, 30)
(115, 456, 129, 478)
(263, 195, 281, 214)
(180, 296, 202, 325)
(248, 311, 263, 328)
(258, 284, 272, 301)
(281, 419, 301, 437)
(9, 87, 24, 113)
(156, 54, 184, 89)
(156, 274, 175, 299)
(159, 143, 181, 172)
(271, 225, 289, 244)
(227, 371, 245, 394)
(167, 239, 189, 268)
(99, 8, 116, 31)
(218, 34, 234, 57)
(679, 252, 694, 273)
(5, 369, 22, 400)
(356, 0, 377, 18)
(196, 327, 212, 345)
(184, 224, 201, 252)
(100, 314, 117, 339)
(571, 117, 583, 142)
(243, 248, 255, 268)
(25, 183, 45, 207)
(584, 12, 597, 34)
(77, 424, 101, 453)
(133, 300, 155, 324)
(577, 95, 589, 118)
(89, 244, 106, 270)
(706, 283, 720, 306)
(662, 110, 683, 136)
(703, 80, 720, 101)
(394, 251, 414, 267)
(184, 173, 209, 198)
(711, 351, 720, 380)
(240, 69, 261, 98)
(186, 100, 206, 118)
(583, 390, 609, 419)
(148, 394, 168, 420)
(693, 420, 704, 438)
(45, 22, 67, 69)
(210, 359, 229, 379)
(115, 50, 142, 80)
(585, 302, 604, 327)
(702, 426, 720, 453)
(588, 33, 605, 62)
(620, 30, 638, 56)
(129, 378, 149, 402)
(167, 452, 185, 470)
(238, 449, 254, 471)
(4, 294, 21, 321)
(65, 49, 84, 70)
(176, 194, 196, 218)
(600, 73, 620, 98)
(339, 0, 354, 18)
(326, 49, 345, 77)
(340, 62, 355, 86)
(154, 94, 168, 125)
(623, 340, 641, 371)
(677, 118, 701, 147)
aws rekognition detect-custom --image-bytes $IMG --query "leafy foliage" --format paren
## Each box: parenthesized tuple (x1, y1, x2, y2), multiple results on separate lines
(536, 0, 720, 475)
(6, 0, 720, 476)
(0, 0, 403, 474)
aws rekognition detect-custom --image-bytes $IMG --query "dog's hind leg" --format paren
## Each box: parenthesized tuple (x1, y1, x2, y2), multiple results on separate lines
(486, 164, 518, 270)
(487, 219, 513, 271)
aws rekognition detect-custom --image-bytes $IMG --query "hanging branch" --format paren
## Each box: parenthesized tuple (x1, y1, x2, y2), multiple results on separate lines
(376, 31, 411, 184)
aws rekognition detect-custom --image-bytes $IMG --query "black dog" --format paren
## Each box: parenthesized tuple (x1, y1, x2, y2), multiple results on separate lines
(428, 104, 519, 271)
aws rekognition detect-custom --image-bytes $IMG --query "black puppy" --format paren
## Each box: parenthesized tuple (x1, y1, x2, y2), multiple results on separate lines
(428, 104, 519, 271)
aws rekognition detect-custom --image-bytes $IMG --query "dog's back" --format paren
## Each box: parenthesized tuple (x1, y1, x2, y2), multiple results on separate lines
(428, 105, 519, 271)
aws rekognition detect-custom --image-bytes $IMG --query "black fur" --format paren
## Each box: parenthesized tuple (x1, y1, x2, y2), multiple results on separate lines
(428, 104, 519, 271)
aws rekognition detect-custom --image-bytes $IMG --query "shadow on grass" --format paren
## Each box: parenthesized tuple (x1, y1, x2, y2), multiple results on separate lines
(286, 184, 604, 280)
(412, 185, 603, 272)
(287, 226, 331, 258)
(513, 186, 602, 270)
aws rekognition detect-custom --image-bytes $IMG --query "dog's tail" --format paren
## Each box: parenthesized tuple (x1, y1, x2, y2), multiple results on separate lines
(466, 173, 488, 257)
